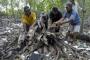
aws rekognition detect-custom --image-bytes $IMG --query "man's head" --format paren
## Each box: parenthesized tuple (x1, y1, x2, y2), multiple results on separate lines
(52, 7, 59, 14)
(24, 6, 31, 16)
(66, 2, 73, 13)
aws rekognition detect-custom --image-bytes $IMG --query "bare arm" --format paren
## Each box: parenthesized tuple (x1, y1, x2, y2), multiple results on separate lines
(54, 18, 71, 25)
(60, 19, 70, 25)
(55, 18, 64, 24)
(54, 18, 64, 25)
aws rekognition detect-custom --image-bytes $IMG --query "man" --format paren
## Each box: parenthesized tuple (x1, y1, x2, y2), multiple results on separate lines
(21, 6, 36, 33)
(40, 13, 48, 30)
(49, 7, 62, 32)
(14, 6, 36, 52)
(55, 2, 80, 40)
(35, 12, 48, 33)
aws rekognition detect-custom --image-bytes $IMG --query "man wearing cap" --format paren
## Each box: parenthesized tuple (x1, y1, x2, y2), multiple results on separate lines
(14, 6, 36, 51)
(54, 2, 80, 41)
(21, 6, 36, 33)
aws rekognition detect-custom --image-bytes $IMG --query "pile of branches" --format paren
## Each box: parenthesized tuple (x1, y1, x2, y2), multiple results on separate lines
(0, 18, 90, 60)
(0, 18, 23, 60)
(15, 28, 90, 60)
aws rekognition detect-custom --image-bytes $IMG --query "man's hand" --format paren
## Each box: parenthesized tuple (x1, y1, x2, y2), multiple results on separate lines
(54, 22, 58, 25)
(50, 23, 56, 28)
(54, 21, 63, 26)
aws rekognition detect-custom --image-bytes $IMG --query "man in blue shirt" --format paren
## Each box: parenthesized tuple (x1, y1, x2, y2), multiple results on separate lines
(54, 2, 80, 40)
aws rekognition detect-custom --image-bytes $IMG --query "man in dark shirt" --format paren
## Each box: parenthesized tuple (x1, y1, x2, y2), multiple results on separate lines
(49, 7, 62, 32)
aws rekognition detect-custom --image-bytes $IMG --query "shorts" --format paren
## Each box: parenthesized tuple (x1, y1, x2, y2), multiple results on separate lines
(68, 25, 80, 32)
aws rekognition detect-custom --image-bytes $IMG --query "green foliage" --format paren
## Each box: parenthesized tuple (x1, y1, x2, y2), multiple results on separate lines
(85, 0, 90, 18)
(28, 0, 64, 13)
(0, 0, 90, 19)
(0, 0, 8, 6)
